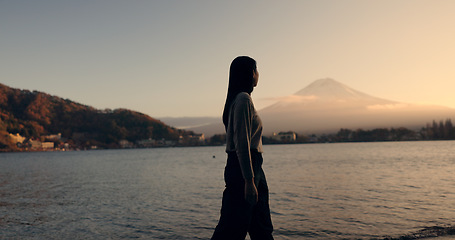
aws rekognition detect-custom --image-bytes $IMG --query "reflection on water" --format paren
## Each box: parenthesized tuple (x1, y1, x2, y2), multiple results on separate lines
(1, 141, 455, 239)
(266, 141, 455, 239)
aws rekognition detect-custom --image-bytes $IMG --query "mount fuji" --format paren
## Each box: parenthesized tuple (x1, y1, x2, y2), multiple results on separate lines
(161, 78, 455, 136)
(259, 78, 455, 134)
(262, 78, 395, 112)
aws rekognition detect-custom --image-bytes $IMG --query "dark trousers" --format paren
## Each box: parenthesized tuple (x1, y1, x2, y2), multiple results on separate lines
(211, 150, 274, 240)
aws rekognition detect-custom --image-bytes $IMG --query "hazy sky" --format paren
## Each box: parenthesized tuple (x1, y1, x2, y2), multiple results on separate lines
(2, 0, 455, 118)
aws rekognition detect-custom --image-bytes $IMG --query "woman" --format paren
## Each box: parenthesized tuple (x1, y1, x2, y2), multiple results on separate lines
(211, 56, 274, 240)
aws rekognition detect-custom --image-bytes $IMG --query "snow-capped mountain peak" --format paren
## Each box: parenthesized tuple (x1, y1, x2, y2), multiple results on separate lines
(261, 78, 394, 111)
(294, 78, 387, 102)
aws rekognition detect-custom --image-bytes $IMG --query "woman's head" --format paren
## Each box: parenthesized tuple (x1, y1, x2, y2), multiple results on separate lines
(223, 56, 258, 129)
(228, 56, 257, 94)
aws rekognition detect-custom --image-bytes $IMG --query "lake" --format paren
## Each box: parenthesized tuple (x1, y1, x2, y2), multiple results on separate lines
(1, 141, 455, 239)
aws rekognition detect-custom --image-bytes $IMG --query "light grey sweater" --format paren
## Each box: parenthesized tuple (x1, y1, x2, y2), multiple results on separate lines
(225, 92, 263, 180)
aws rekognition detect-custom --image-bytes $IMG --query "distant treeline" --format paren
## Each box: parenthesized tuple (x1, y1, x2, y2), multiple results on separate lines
(423, 119, 455, 140)
(211, 118, 455, 145)
(300, 118, 455, 143)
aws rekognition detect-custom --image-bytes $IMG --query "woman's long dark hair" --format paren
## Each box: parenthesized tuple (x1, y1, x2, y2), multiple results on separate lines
(222, 56, 257, 130)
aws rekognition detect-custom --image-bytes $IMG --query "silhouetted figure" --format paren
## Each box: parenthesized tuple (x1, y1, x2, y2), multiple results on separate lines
(211, 56, 274, 240)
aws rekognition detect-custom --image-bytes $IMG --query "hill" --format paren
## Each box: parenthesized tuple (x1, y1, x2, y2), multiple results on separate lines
(0, 83, 191, 151)
(160, 116, 223, 137)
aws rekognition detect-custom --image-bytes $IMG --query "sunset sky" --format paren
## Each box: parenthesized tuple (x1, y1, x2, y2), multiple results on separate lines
(1, 0, 455, 118)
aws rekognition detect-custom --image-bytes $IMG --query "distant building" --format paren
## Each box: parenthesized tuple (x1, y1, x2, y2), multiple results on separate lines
(137, 138, 156, 148)
(179, 134, 205, 145)
(119, 139, 134, 148)
(271, 132, 297, 142)
(164, 140, 175, 146)
(44, 133, 62, 141)
(42, 142, 54, 150)
(191, 133, 205, 142)
(29, 140, 42, 150)
(156, 138, 175, 147)
(25, 139, 54, 150)
(9, 133, 26, 144)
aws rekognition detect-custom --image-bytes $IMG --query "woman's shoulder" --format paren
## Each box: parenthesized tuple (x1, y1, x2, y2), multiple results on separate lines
(234, 92, 252, 102)
(232, 92, 254, 110)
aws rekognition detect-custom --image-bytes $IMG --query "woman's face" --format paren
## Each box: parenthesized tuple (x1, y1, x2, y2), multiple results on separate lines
(252, 69, 259, 87)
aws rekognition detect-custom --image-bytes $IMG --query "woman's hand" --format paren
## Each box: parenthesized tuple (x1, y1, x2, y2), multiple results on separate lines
(244, 178, 258, 205)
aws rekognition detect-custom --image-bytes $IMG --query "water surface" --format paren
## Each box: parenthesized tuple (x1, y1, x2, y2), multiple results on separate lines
(1, 141, 455, 239)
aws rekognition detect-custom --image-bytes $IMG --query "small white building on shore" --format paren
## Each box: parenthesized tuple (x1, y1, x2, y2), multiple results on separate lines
(271, 132, 297, 142)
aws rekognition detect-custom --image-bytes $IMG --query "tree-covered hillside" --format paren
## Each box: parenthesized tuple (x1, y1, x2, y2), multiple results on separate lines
(0, 83, 190, 151)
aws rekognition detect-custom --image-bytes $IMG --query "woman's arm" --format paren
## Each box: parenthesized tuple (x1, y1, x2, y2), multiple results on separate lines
(244, 178, 258, 205)
(232, 93, 258, 204)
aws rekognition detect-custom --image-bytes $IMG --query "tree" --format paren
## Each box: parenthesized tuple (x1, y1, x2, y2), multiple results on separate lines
(336, 128, 353, 142)
(390, 127, 415, 141)
(439, 120, 445, 139)
(371, 128, 390, 141)
(432, 120, 439, 139)
(445, 119, 455, 139)
(209, 134, 226, 145)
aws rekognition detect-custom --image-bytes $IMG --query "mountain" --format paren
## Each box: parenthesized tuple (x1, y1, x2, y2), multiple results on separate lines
(159, 116, 220, 129)
(159, 116, 223, 136)
(261, 78, 395, 113)
(259, 78, 455, 134)
(0, 83, 191, 151)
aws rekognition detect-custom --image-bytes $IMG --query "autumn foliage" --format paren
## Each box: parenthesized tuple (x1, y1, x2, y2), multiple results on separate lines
(0, 83, 188, 150)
